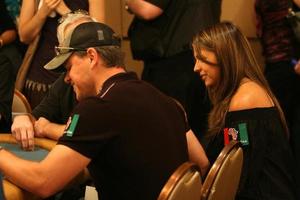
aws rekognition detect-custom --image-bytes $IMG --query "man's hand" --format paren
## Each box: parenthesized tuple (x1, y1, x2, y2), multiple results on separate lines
(34, 117, 51, 138)
(11, 115, 35, 150)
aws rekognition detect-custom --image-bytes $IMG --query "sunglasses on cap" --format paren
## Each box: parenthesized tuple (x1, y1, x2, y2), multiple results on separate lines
(54, 46, 87, 56)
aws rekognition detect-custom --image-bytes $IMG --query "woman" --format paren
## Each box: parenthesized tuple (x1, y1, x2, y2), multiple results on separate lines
(192, 22, 296, 199)
(18, 0, 104, 109)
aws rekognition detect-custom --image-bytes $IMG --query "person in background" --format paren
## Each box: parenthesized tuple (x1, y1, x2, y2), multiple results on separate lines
(255, 0, 300, 197)
(0, 0, 22, 132)
(11, 12, 96, 150)
(193, 22, 296, 199)
(125, 0, 222, 141)
(11, 74, 76, 148)
(18, 0, 105, 109)
(0, 14, 209, 200)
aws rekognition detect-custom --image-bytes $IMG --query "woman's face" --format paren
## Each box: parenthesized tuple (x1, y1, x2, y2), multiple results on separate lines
(193, 48, 220, 87)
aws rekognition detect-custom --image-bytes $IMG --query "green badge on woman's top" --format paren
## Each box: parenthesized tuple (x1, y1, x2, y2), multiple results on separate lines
(238, 123, 249, 146)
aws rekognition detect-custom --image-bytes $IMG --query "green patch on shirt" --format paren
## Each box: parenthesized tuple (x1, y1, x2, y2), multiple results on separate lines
(66, 114, 80, 137)
(238, 123, 249, 146)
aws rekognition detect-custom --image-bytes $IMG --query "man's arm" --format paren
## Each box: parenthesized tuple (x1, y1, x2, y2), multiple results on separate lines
(33, 73, 75, 124)
(34, 117, 65, 140)
(186, 129, 210, 176)
(0, 144, 90, 198)
(125, 0, 163, 20)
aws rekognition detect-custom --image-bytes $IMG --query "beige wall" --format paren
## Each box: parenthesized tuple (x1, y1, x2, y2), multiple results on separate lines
(221, 0, 265, 68)
(105, 0, 143, 77)
(104, 0, 265, 75)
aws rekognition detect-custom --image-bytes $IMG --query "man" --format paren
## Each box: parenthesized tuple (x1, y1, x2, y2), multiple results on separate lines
(125, 0, 222, 140)
(11, 13, 95, 150)
(0, 14, 209, 199)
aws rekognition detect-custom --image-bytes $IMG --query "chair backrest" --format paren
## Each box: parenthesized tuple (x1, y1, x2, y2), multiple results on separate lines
(201, 140, 243, 200)
(12, 89, 32, 115)
(157, 162, 202, 200)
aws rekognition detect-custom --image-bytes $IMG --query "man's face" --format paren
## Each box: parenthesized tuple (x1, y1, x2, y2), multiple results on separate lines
(64, 53, 97, 101)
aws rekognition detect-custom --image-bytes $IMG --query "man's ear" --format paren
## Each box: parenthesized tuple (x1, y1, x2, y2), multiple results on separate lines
(86, 48, 99, 66)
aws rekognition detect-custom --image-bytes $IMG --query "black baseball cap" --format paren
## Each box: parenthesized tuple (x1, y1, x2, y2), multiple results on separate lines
(44, 22, 121, 70)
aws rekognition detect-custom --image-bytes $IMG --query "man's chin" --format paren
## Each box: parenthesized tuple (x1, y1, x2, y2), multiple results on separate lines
(76, 94, 92, 102)
(75, 94, 83, 102)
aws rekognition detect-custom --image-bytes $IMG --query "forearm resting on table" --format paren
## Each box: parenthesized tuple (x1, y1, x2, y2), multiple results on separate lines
(41, 122, 65, 140)
(0, 145, 90, 198)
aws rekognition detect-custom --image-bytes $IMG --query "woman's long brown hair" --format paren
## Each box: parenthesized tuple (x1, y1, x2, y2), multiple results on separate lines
(192, 22, 289, 137)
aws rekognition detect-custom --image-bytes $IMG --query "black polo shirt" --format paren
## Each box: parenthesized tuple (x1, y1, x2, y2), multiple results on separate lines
(58, 72, 189, 200)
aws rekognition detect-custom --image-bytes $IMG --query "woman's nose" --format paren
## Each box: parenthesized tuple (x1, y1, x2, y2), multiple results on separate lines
(194, 61, 200, 72)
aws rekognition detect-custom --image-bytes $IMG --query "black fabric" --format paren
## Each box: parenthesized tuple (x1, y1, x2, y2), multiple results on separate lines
(0, 0, 21, 132)
(264, 61, 300, 199)
(59, 72, 189, 200)
(128, 0, 219, 140)
(0, 55, 14, 132)
(128, 0, 221, 60)
(264, 61, 300, 126)
(143, 50, 211, 140)
(206, 107, 297, 200)
(32, 73, 77, 124)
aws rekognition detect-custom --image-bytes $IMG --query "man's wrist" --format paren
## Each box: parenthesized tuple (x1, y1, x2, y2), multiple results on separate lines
(12, 112, 31, 121)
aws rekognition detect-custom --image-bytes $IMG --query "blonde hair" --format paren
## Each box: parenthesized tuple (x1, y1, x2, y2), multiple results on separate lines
(192, 22, 289, 137)
(57, 12, 96, 46)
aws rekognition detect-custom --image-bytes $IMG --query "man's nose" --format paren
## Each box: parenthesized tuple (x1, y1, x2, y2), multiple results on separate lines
(64, 73, 70, 83)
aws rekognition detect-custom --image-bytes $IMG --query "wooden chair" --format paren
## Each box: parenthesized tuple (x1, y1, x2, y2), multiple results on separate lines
(157, 162, 202, 200)
(12, 89, 32, 116)
(201, 140, 243, 200)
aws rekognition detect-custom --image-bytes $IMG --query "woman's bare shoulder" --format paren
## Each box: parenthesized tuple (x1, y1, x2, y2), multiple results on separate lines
(229, 80, 274, 111)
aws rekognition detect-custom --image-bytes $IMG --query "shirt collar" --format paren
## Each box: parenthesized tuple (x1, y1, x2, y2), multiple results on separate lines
(98, 72, 138, 96)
